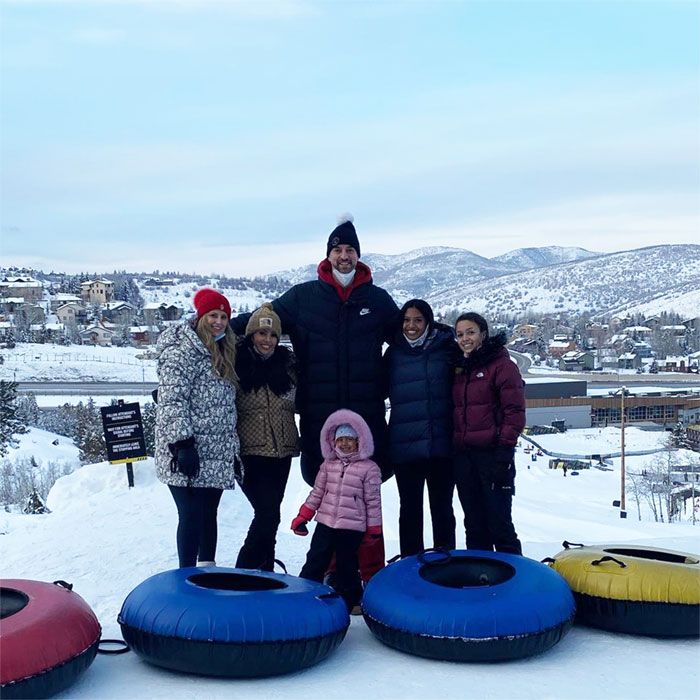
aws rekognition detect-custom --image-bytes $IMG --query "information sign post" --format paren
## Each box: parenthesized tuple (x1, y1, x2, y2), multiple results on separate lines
(100, 400, 147, 488)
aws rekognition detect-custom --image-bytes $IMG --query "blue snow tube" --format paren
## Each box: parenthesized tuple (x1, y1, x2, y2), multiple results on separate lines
(118, 567, 349, 677)
(362, 550, 575, 662)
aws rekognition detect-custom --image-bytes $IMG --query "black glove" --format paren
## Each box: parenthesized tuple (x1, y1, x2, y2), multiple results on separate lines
(168, 437, 200, 479)
(491, 446, 515, 488)
(491, 461, 514, 488)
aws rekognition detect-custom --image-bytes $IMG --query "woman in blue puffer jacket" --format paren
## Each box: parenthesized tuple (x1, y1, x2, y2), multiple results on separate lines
(384, 299, 460, 556)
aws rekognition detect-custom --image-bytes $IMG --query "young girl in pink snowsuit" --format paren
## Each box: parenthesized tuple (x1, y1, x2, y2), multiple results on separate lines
(291, 409, 382, 611)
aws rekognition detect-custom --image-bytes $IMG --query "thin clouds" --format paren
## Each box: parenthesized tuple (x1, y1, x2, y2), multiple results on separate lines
(367, 192, 699, 258)
(2, 0, 315, 17)
(4, 76, 695, 215)
(6, 191, 698, 277)
(1, 1, 697, 273)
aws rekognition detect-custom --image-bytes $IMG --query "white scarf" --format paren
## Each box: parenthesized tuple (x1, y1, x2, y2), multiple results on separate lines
(405, 326, 430, 348)
(332, 268, 356, 288)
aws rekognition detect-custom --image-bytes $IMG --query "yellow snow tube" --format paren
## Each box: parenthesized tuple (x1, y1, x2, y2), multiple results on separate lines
(548, 542, 700, 637)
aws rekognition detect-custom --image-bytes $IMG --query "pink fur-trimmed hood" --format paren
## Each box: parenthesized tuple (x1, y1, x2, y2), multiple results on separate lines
(320, 409, 375, 461)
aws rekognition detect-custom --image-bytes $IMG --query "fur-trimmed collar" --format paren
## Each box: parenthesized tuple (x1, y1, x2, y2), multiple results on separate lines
(235, 338, 294, 396)
(320, 408, 374, 461)
(317, 259, 373, 301)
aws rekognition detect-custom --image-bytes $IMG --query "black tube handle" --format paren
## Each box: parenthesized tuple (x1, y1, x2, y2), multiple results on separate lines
(541, 557, 556, 565)
(417, 547, 452, 567)
(273, 558, 288, 574)
(53, 580, 73, 590)
(562, 541, 585, 549)
(98, 639, 130, 655)
(591, 555, 627, 568)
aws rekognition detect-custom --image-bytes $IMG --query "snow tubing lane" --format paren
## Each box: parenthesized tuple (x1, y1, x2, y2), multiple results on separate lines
(118, 567, 350, 677)
(361, 550, 575, 662)
(549, 544, 700, 637)
(0, 579, 101, 699)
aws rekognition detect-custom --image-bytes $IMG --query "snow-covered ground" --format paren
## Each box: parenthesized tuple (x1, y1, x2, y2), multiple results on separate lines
(32, 395, 153, 408)
(1, 428, 698, 700)
(532, 426, 666, 455)
(139, 280, 269, 316)
(0, 343, 158, 382)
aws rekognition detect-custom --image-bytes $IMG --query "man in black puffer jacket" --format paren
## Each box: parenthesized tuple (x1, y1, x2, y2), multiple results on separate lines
(232, 215, 399, 486)
(232, 215, 398, 583)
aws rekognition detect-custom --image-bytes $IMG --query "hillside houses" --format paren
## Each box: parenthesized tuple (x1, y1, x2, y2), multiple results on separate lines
(142, 302, 183, 325)
(0, 274, 185, 347)
(0, 276, 44, 302)
(80, 279, 114, 304)
(0, 268, 698, 365)
(558, 351, 595, 371)
(509, 312, 700, 373)
(496, 309, 700, 372)
(56, 302, 88, 326)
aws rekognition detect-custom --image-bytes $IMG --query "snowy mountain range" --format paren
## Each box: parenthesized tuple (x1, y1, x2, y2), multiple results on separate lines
(7, 244, 699, 321)
(273, 244, 700, 319)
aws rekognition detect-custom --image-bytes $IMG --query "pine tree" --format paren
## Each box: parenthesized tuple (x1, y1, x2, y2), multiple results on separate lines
(15, 393, 40, 427)
(74, 399, 106, 464)
(38, 403, 78, 438)
(0, 381, 28, 458)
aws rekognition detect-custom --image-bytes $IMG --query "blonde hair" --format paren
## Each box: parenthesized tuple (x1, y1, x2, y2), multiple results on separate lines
(195, 318, 238, 384)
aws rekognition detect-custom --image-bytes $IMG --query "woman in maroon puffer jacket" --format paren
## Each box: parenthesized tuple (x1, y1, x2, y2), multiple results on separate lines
(452, 312, 526, 554)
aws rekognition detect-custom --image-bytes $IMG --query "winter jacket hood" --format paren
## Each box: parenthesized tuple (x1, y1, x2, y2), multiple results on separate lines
(303, 408, 382, 532)
(317, 259, 373, 301)
(320, 409, 374, 461)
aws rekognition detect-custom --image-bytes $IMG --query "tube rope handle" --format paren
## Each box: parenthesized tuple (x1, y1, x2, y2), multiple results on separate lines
(562, 541, 585, 549)
(541, 557, 556, 565)
(273, 559, 288, 574)
(53, 580, 73, 590)
(591, 555, 627, 568)
(98, 639, 130, 655)
(417, 547, 452, 567)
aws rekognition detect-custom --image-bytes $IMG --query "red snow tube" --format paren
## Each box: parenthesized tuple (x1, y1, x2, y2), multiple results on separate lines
(0, 579, 101, 699)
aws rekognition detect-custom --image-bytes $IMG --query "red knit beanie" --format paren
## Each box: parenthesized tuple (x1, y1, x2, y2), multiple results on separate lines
(193, 288, 231, 319)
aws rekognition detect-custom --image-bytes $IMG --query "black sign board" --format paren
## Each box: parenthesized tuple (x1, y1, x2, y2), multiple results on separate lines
(100, 402, 147, 465)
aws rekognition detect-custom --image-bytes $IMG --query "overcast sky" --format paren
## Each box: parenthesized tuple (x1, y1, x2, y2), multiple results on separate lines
(1, 0, 698, 276)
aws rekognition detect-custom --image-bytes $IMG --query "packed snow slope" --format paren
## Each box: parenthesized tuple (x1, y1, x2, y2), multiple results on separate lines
(0, 343, 158, 383)
(1, 432, 698, 700)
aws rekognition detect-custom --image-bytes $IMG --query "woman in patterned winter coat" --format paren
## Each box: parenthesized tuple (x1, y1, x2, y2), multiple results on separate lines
(290, 409, 382, 611)
(155, 288, 240, 568)
(452, 312, 526, 555)
(234, 303, 300, 571)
